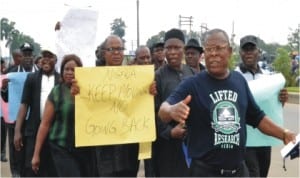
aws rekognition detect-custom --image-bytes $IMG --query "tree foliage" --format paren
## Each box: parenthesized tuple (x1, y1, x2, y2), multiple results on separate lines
(146, 31, 165, 48)
(1, 18, 15, 41)
(110, 18, 126, 43)
(228, 52, 239, 70)
(272, 48, 295, 86)
(1, 17, 41, 56)
(254, 37, 288, 56)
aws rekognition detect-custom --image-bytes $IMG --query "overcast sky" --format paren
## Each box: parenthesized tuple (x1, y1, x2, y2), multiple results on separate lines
(1, 0, 300, 53)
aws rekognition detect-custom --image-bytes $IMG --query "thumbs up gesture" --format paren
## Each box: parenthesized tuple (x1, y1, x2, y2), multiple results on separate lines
(169, 95, 192, 124)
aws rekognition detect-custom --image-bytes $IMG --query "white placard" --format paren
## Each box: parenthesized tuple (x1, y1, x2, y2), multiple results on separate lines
(56, 7, 99, 71)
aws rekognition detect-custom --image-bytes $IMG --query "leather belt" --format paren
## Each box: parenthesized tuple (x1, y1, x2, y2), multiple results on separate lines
(193, 159, 242, 176)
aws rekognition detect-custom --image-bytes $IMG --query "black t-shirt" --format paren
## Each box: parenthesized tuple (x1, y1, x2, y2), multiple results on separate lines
(167, 71, 265, 169)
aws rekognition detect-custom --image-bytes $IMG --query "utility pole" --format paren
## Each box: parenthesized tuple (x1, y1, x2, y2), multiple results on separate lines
(131, 40, 134, 52)
(231, 21, 236, 51)
(298, 23, 300, 57)
(200, 23, 208, 45)
(200, 23, 208, 34)
(136, 0, 140, 47)
(179, 15, 193, 32)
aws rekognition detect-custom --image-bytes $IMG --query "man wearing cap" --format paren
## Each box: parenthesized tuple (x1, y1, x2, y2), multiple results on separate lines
(153, 28, 195, 176)
(1, 43, 39, 177)
(185, 38, 205, 73)
(14, 49, 59, 176)
(151, 42, 166, 70)
(5, 49, 23, 73)
(236, 35, 289, 177)
(20, 43, 38, 71)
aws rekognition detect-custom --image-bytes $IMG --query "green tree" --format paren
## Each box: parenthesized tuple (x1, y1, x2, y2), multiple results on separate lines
(254, 38, 287, 56)
(1, 18, 16, 42)
(146, 31, 165, 48)
(229, 52, 239, 70)
(1, 17, 41, 56)
(9, 29, 22, 50)
(272, 48, 295, 86)
(110, 18, 126, 43)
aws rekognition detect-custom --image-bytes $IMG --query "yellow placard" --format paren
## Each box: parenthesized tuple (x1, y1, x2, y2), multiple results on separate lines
(138, 142, 152, 160)
(74, 65, 156, 147)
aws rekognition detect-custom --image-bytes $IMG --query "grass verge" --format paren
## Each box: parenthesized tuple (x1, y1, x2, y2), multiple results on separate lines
(287, 87, 300, 93)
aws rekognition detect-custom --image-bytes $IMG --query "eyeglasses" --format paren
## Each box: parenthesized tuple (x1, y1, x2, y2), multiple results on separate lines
(104, 47, 125, 53)
(204, 45, 228, 54)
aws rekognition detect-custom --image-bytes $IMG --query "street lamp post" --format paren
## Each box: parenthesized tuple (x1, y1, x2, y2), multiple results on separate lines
(136, 0, 140, 47)
(298, 23, 300, 57)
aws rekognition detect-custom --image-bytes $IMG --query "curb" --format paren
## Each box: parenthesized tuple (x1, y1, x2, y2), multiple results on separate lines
(288, 93, 299, 104)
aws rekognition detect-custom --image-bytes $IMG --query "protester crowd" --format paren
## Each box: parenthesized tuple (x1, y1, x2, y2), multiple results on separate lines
(0, 27, 296, 177)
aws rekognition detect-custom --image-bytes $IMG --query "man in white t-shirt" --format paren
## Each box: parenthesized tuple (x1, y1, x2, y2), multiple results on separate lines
(236, 35, 289, 177)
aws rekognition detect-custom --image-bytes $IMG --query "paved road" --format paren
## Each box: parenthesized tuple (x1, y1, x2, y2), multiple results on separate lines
(1, 103, 299, 177)
(268, 103, 299, 177)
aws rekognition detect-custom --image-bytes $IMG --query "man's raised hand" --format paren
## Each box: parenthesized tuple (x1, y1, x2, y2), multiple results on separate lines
(170, 95, 192, 124)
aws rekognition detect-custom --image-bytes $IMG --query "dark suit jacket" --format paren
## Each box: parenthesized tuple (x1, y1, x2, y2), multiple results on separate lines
(21, 70, 60, 137)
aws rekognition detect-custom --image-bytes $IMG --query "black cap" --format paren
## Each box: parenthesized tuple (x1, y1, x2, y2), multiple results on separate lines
(20, 42, 34, 52)
(164, 28, 185, 43)
(240, 35, 258, 48)
(185, 38, 203, 53)
(152, 42, 164, 49)
(150, 42, 164, 53)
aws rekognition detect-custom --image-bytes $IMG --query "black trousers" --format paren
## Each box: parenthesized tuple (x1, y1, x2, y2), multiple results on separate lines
(144, 158, 156, 177)
(245, 147, 271, 177)
(190, 159, 249, 177)
(49, 142, 96, 177)
(23, 136, 57, 177)
(7, 124, 25, 177)
(1, 117, 7, 156)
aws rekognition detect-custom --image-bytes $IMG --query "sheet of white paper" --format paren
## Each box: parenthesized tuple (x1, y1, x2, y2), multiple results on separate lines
(55, 7, 98, 71)
(246, 73, 285, 146)
(280, 133, 300, 158)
